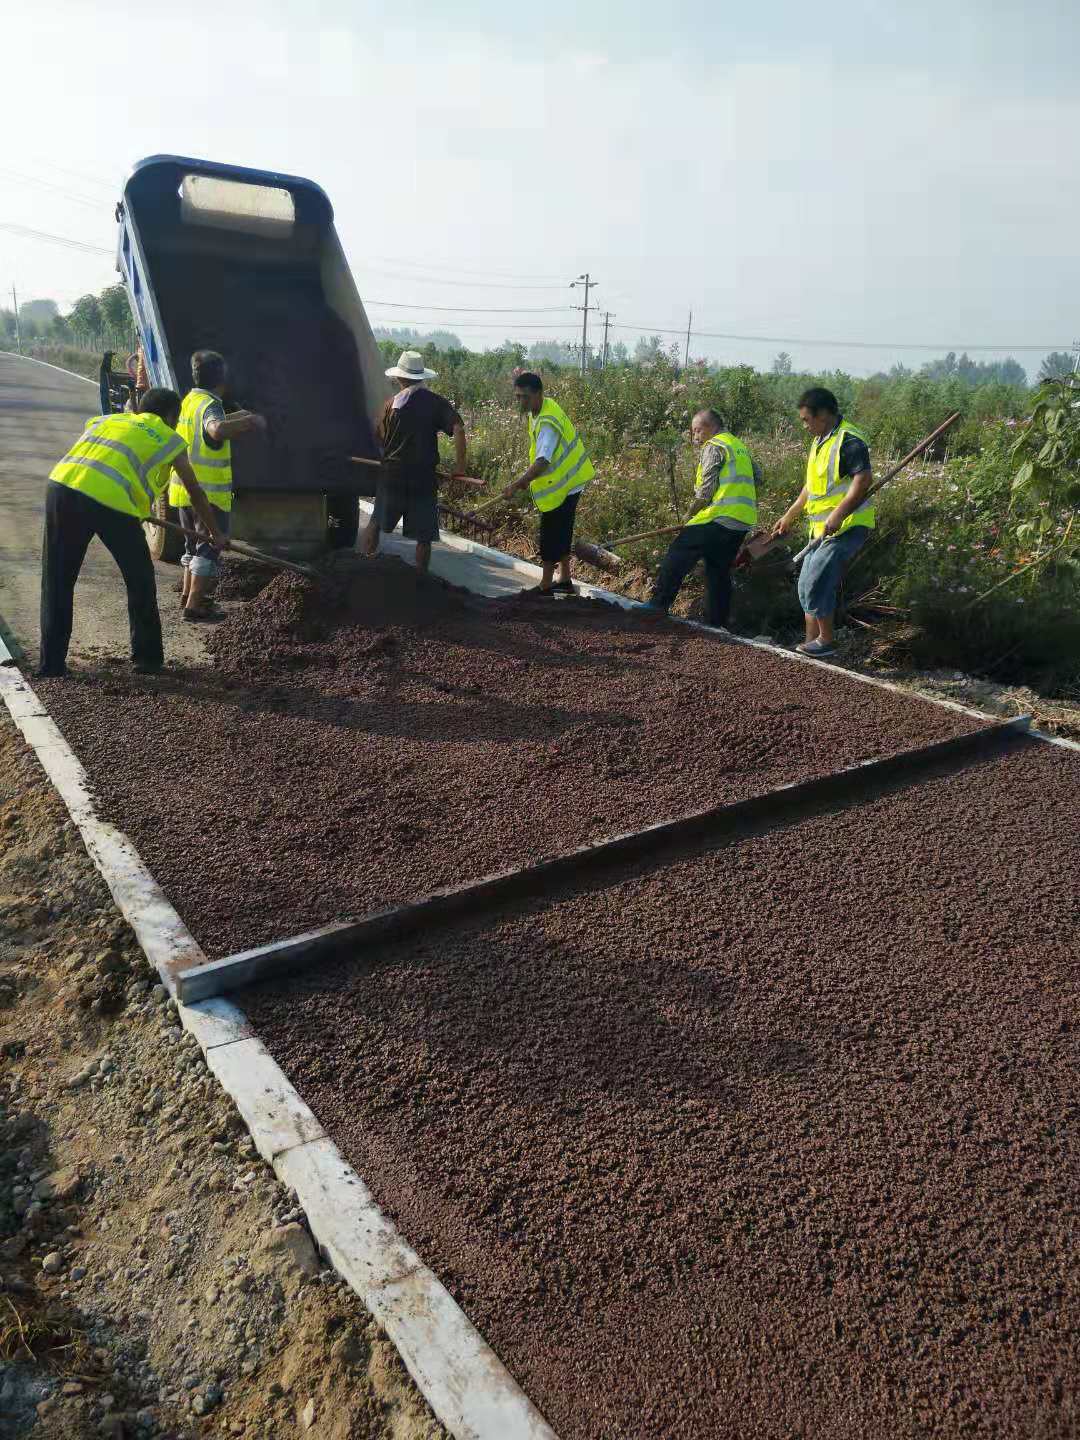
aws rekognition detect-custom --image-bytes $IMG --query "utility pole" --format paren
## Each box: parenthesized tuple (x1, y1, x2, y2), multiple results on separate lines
(601, 311, 615, 369)
(11, 284, 22, 356)
(1072, 339, 1080, 375)
(684, 308, 693, 369)
(570, 272, 596, 375)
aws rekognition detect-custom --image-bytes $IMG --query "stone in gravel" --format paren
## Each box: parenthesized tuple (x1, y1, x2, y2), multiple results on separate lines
(41, 1251, 63, 1274)
(299, 1398, 316, 1431)
(70, 1266, 87, 1281)
(151, 985, 167, 1002)
(62, 1381, 84, 1396)
(95, 949, 124, 976)
(252, 1224, 318, 1298)
(34, 1167, 80, 1201)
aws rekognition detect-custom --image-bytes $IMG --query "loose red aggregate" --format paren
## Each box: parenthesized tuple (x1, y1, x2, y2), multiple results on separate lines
(245, 738, 1080, 1440)
(37, 555, 980, 959)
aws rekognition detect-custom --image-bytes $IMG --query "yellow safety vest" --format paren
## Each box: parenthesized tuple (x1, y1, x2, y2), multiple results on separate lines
(527, 398, 594, 512)
(805, 419, 874, 540)
(50, 413, 185, 521)
(169, 388, 232, 511)
(686, 432, 758, 529)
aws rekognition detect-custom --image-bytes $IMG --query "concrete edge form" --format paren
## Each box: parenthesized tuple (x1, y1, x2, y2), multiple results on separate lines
(0, 631, 14, 667)
(177, 715, 1033, 1004)
(0, 661, 561, 1440)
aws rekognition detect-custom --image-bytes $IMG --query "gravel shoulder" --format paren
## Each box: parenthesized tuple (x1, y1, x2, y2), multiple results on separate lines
(36, 555, 980, 961)
(246, 737, 1080, 1440)
(0, 710, 446, 1440)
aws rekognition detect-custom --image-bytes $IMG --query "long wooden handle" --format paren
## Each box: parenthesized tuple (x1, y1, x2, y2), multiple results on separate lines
(142, 515, 316, 578)
(605, 524, 684, 549)
(865, 411, 961, 498)
(348, 456, 484, 487)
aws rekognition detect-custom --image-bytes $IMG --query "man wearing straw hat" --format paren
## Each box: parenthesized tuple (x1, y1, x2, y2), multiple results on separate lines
(361, 349, 467, 575)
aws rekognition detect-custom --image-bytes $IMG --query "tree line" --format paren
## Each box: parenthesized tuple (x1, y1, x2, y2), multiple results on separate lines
(0, 286, 133, 351)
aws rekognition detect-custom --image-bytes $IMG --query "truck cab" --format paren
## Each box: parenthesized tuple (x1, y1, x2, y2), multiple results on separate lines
(113, 155, 388, 560)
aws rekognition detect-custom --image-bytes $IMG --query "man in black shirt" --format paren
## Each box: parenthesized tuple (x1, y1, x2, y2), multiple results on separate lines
(361, 351, 466, 575)
(772, 387, 874, 657)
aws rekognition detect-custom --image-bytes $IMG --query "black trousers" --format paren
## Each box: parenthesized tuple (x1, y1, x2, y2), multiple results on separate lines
(651, 523, 745, 627)
(39, 482, 163, 673)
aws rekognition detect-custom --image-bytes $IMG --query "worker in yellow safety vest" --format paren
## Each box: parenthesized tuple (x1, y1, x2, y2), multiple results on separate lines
(502, 372, 594, 595)
(38, 389, 228, 678)
(772, 386, 874, 657)
(169, 350, 266, 621)
(643, 408, 759, 628)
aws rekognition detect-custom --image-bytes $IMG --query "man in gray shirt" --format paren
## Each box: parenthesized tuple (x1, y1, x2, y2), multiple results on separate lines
(644, 408, 759, 628)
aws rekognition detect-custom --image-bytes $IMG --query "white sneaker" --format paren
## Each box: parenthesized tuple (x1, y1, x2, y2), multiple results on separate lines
(796, 639, 836, 656)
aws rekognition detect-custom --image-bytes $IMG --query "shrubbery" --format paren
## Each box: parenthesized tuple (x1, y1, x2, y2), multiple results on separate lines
(410, 346, 1075, 694)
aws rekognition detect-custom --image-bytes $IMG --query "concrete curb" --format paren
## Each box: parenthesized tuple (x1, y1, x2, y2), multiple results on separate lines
(0, 663, 559, 1440)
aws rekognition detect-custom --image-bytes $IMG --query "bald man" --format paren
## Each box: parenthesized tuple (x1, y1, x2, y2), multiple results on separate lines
(643, 409, 759, 628)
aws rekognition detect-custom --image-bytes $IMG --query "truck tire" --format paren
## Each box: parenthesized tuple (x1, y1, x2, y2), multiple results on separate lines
(146, 494, 184, 564)
(326, 494, 360, 550)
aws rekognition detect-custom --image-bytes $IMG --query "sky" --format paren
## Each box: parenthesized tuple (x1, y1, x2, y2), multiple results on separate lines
(1, 0, 1078, 378)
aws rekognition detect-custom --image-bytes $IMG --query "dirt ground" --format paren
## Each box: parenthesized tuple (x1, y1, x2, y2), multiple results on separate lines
(0, 711, 446, 1440)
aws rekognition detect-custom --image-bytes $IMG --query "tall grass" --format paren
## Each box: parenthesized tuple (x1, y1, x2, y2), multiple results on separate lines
(426, 352, 1075, 695)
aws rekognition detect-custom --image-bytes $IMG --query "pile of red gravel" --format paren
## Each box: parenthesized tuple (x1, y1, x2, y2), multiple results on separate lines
(246, 737, 1080, 1440)
(38, 556, 981, 958)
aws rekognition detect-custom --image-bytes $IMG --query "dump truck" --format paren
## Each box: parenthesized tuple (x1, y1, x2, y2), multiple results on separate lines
(109, 154, 389, 560)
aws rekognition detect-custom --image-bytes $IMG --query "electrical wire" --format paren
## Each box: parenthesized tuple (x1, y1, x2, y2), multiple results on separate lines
(356, 265, 571, 292)
(608, 321, 1064, 354)
(0, 222, 112, 256)
(366, 255, 569, 283)
(366, 299, 574, 314)
(0, 167, 103, 211)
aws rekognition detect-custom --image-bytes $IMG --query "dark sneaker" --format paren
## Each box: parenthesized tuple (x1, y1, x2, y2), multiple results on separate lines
(132, 661, 163, 675)
(33, 666, 67, 679)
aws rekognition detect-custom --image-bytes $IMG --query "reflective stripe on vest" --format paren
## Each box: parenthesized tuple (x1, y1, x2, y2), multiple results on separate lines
(170, 389, 233, 511)
(50, 413, 185, 520)
(805, 419, 874, 539)
(527, 398, 595, 513)
(685, 432, 758, 528)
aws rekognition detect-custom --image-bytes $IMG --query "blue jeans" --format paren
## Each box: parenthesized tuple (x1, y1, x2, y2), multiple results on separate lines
(797, 527, 870, 618)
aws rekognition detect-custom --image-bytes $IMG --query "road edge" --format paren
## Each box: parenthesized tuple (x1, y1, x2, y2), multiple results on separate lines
(0, 348, 98, 387)
(0, 663, 560, 1440)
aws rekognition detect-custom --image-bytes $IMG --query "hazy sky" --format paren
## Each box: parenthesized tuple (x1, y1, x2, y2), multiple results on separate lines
(2, 0, 1077, 376)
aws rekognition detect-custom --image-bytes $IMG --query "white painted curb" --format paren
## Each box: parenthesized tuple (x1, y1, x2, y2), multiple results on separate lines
(0, 348, 97, 387)
(0, 664, 559, 1440)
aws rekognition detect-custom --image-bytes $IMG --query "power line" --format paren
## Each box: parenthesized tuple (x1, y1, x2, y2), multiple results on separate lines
(0, 167, 103, 211)
(22, 157, 118, 194)
(366, 299, 573, 314)
(356, 265, 571, 292)
(371, 319, 579, 333)
(0, 221, 112, 256)
(367, 255, 569, 283)
(608, 320, 1064, 354)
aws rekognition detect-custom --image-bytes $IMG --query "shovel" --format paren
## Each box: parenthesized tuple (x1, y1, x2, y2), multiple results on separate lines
(142, 515, 319, 579)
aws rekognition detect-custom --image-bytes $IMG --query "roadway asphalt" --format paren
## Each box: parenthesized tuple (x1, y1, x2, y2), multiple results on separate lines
(0, 351, 205, 668)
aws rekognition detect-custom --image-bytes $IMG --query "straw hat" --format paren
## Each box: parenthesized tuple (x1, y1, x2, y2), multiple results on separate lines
(385, 350, 438, 382)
